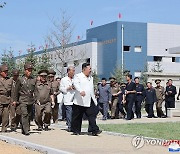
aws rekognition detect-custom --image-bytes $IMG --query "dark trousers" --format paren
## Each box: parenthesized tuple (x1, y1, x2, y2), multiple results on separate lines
(145, 104, 154, 118)
(71, 100, 99, 134)
(165, 101, 175, 116)
(65, 105, 72, 129)
(9, 103, 21, 129)
(135, 100, 142, 118)
(35, 102, 51, 128)
(98, 102, 109, 119)
(0, 104, 9, 132)
(20, 103, 33, 134)
(125, 99, 134, 120)
(52, 103, 59, 123)
(118, 102, 126, 117)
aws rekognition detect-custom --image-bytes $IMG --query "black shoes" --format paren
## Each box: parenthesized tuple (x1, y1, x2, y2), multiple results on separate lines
(71, 132, 80, 135)
(91, 130, 102, 136)
(22, 131, 30, 136)
(44, 126, 48, 131)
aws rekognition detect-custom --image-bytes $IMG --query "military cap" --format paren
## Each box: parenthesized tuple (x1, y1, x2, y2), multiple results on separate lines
(0, 64, 8, 72)
(12, 69, 20, 76)
(121, 82, 126, 87)
(38, 70, 48, 76)
(109, 77, 116, 82)
(48, 69, 56, 76)
(24, 63, 33, 70)
(155, 79, 161, 84)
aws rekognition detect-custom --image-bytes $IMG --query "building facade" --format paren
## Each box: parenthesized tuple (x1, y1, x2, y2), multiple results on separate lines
(16, 21, 180, 78)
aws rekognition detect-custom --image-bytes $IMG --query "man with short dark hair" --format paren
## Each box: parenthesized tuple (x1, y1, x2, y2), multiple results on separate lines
(0, 64, 13, 132)
(15, 63, 36, 135)
(165, 79, 177, 116)
(9, 69, 21, 131)
(97, 78, 111, 120)
(71, 63, 101, 136)
(155, 79, 166, 118)
(125, 74, 136, 120)
(48, 69, 60, 123)
(144, 82, 157, 118)
(34, 70, 54, 131)
(134, 77, 144, 118)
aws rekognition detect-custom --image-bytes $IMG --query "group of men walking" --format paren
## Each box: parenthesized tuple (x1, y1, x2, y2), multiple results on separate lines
(0, 62, 101, 136)
(97, 75, 177, 120)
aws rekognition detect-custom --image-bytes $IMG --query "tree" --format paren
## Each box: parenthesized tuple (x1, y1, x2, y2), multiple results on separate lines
(16, 43, 52, 76)
(0, 48, 16, 75)
(92, 70, 99, 88)
(46, 10, 85, 77)
(140, 63, 148, 87)
(110, 65, 129, 83)
(0, 1, 6, 8)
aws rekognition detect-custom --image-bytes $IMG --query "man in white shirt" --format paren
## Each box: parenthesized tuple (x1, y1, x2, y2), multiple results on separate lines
(71, 63, 101, 136)
(60, 66, 75, 132)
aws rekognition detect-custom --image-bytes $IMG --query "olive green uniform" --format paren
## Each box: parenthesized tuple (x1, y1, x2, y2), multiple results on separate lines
(50, 80, 60, 123)
(16, 76, 36, 134)
(9, 78, 21, 130)
(34, 81, 53, 128)
(110, 85, 120, 118)
(0, 76, 12, 132)
(155, 86, 165, 117)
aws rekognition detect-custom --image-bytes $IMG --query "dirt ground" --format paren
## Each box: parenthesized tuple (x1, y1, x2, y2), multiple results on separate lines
(0, 140, 41, 154)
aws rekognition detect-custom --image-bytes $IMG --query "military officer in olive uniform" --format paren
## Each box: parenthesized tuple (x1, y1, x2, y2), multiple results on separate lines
(15, 63, 36, 135)
(9, 69, 21, 131)
(34, 70, 54, 131)
(48, 69, 60, 123)
(110, 81, 120, 119)
(0, 64, 12, 132)
(154, 79, 166, 118)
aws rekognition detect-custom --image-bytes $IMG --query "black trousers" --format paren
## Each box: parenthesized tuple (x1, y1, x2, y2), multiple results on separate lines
(145, 104, 154, 118)
(165, 101, 175, 116)
(71, 100, 99, 134)
(125, 99, 134, 120)
(118, 102, 126, 116)
(135, 100, 142, 118)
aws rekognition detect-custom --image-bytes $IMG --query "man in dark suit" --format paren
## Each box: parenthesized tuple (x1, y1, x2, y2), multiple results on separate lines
(165, 79, 177, 116)
(125, 74, 136, 120)
(144, 82, 157, 118)
(134, 77, 144, 119)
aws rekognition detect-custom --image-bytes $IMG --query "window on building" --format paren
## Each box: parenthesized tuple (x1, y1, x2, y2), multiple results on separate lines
(134, 46, 142, 52)
(153, 56, 162, 62)
(63, 62, 67, 67)
(86, 58, 90, 63)
(172, 57, 176, 62)
(123, 46, 130, 52)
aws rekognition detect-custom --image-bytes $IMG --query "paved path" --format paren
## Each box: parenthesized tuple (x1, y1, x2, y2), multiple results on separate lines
(1, 116, 178, 154)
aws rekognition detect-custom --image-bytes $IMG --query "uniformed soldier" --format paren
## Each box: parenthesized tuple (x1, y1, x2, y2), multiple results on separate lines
(34, 70, 54, 131)
(15, 63, 36, 135)
(48, 69, 60, 123)
(154, 79, 166, 118)
(0, 64, 12, 132)
(134, 77, 145, 119)
(110, 81, 120, 119)
(144, 82, 157, 118)
(165, 79, 177, 116)
(9, 69, 21, 131)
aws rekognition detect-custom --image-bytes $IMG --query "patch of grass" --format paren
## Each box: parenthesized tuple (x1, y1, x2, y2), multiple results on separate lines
(84, 122, 180, 140)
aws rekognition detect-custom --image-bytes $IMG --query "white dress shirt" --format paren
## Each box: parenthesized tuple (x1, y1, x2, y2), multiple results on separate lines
(73, 72, 97, 107)
(60, 76, 75, 105)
